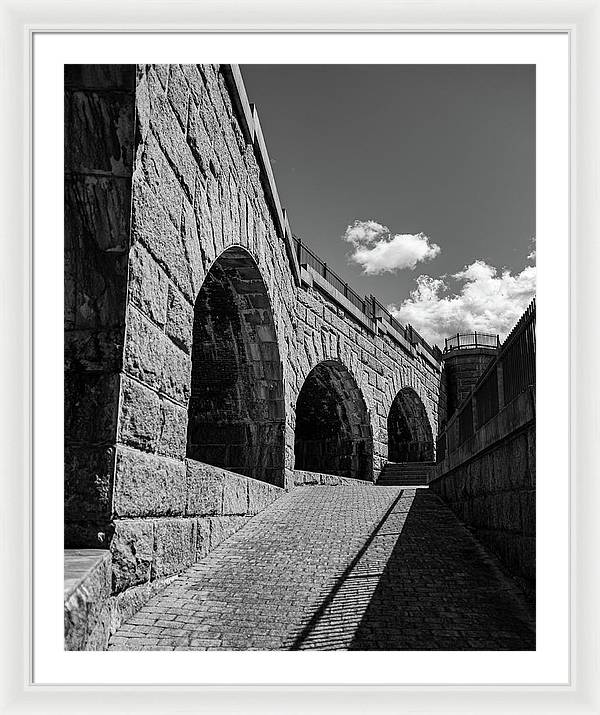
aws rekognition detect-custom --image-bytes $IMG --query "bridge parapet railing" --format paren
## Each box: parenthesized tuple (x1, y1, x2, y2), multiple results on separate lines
(444, 332, 500, 352)
(294, 237, 370, 314)
(294, 236, 443, 362)
(439, 299, 536, 455)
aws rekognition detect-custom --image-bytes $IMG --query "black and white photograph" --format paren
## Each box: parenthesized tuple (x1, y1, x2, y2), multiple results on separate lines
(63, 62, 536, 653)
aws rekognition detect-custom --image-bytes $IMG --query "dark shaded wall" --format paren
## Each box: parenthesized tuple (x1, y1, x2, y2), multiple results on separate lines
(432, 305, 535, 590)
(431, 390, 535, 590)
(441, 347, 497, 424)
(64, 65, 136, 547)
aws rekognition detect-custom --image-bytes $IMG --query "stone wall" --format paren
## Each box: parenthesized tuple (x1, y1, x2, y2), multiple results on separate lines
(64, 65, 136, 547)
(430, 389, 535, 589)
(65, 63, 443, 603)
(440, 347, 498, 425)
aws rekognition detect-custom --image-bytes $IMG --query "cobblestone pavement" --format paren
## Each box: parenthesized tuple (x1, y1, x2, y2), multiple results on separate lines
(108, 485, 535, 651)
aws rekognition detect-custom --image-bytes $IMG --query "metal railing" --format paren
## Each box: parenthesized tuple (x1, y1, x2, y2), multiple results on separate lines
(294, 238, 370, 314)
(501, 300, 536, 405)
(293, 236, 442, 360)
(444, 332, 500, 352)
(439, 299, 536, 455)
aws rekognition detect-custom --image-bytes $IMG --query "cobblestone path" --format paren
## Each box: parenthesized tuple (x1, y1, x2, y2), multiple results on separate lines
(108, 485, 535, 651)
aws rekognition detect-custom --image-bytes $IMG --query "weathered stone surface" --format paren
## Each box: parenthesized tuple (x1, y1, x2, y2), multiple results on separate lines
(167, 64, 191, 131)
(221, 473, 247, 515)
(118, 376, 161, 452)
(196, 517, 212, 560)
(431, 419, 536, 585)
(146, 67, 197, 203)
(246, 478, 283, 515)
(151, 518, 196, 579)
(128, 242, 169, 326)
(185, 459, 223, 516)
(64, 446, 114, 525)
(123, 307, 164, 390)
(65, 64, 136, 92)
(65, 372, 120, 445)
(65, 89, 135, 177)
(157, 399, 187, 459)
(110, 519, 154, 592)
(137, 131, 183, 230)
(113, 448, 187, 517)
(165, 284, 193, 353)
(66, 174, 132, 253)
(64, 328, 124, 372)
(161, 338, 191, 404)
(131, 175, 194, 301)
(64, 549, 113, 651)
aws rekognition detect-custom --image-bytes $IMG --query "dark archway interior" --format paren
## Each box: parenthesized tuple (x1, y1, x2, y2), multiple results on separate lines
(186, 247, 285, 486)
(387, 388, 434, 462)
(294, 361, 373, 481)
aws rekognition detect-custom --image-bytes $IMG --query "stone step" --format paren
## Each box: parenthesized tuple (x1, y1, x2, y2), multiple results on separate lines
(377, 461, 435, 486)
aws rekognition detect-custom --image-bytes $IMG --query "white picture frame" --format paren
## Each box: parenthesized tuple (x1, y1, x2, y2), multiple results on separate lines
(1, 0, 597, 711)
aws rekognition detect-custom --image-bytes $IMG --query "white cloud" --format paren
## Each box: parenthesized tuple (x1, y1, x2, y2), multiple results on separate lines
(344, 219, 440, 275)
(389, 258, 536, 348)
(527, 236, 536, 262)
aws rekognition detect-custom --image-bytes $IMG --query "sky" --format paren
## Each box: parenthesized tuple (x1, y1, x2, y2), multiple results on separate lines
(241, 65, 535, 348)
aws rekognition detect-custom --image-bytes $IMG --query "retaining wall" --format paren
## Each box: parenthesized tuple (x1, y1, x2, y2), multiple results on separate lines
(430, 389, 535, 589)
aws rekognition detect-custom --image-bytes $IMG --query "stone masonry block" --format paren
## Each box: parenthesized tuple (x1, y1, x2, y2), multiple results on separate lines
(64, 446, 115, 525)
(195, 517, 212, 560)
(128, 242, 169, 326)
(131, 175, 194, 301)
(123, 307, 164, 391)
(247, 478, 283, 515)
(161, 338, 192, 404)
(65, 89, 134, 177)
(118, 375, 161, 452)
(65, 372, 120, 446)
(165, 284, 194, 354)
(186, 460, 223, 516)
(221, 473, 248, 515)
(151, 518, 196, 579)
(167, 64, 190, 132)
(113, 447, 187, 518)
(137, 132, 183, 231)
(110, 519, 154, 593)
(147, 68, 197, 203)
(157, 398, 188, 460)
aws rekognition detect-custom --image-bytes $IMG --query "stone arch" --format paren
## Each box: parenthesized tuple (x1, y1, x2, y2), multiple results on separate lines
(387, 387, 434, 462)
(186, 246, 286, 486)
(294, 360, 373, 481)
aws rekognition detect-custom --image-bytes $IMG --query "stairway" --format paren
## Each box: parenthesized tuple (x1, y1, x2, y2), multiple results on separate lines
(376, 461, 435, 486)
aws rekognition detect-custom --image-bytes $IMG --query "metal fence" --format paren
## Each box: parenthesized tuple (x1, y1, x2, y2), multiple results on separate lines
(444, 332, 500, 352)
(294, 238, 369, 314)
(501, 301, 536, 405)
(440, 299, 536, 454)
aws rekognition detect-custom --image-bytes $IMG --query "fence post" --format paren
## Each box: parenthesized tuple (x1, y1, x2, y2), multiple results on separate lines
(497, 360, 505, 409)
(471, 392, 479, 432)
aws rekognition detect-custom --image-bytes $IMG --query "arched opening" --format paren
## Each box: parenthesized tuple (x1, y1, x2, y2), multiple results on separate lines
(186, 247, 285, 486)
(387, 387, 434, 462)
(294, 361, 373, 481)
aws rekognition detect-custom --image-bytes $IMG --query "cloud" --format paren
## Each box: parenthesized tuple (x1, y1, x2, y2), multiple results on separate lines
(389, 258, 536, 348)
(527, 236, 536, 262)
(344, 219, 440, 275)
